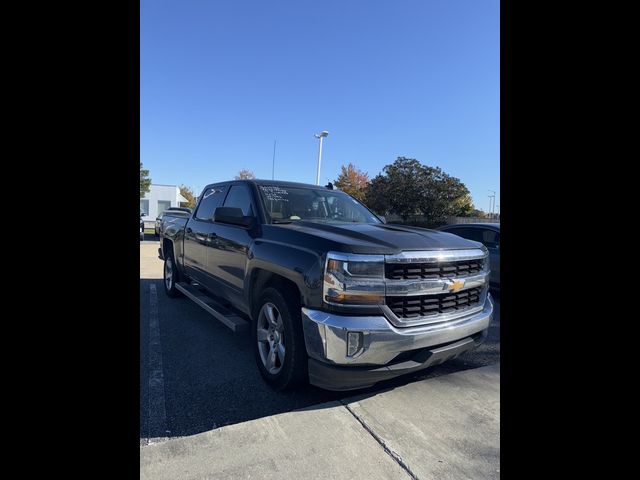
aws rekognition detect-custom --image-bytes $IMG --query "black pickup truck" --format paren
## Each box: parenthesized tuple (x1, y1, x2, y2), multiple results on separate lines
(159, 179, 493, 391)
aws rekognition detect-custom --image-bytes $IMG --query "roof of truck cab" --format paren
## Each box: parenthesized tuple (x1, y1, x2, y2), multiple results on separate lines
(207, 179, 332, 190)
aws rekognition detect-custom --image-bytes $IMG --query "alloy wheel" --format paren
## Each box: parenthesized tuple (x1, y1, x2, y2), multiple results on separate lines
(164, 256, 173, 290)
(257, 302, 285, 374)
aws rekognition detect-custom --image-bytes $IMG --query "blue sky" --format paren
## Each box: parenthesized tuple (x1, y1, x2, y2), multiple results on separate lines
(141, 0, 499, 212)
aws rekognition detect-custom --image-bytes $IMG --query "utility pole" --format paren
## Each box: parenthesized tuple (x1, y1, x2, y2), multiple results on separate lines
(488, 190, 496, 220)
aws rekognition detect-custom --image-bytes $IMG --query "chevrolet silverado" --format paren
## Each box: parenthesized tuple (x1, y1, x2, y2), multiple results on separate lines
(159, 179, 493, 391)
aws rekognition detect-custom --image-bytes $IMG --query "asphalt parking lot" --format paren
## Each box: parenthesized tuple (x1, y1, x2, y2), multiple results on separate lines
(140, 238, 500, 442)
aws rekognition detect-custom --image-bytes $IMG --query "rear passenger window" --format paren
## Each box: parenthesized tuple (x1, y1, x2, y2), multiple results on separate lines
(194, 186, 227, 221)
(223, 185, 254, 216)
(482, 230, 500, 249)
(464, 228, 485, 244)
(446, 227, 483, 243)
(446, 227, 469, 238)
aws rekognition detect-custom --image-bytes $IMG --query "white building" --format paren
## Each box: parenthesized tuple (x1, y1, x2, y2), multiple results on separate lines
(140, 184, 188, 226)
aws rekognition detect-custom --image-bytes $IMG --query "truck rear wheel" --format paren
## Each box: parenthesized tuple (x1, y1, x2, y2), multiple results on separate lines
(163, 250, 182, 298)
(253, 287, 307, 390)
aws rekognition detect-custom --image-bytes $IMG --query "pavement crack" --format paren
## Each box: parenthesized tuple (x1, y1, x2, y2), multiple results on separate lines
(341, 400, 420, 480)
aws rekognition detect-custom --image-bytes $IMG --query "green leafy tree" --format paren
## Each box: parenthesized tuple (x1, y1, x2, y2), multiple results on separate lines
(235, 168, 256, 180)
(418, 166, 474, 221)
(140, 162, 151, 198)
(452, 194, 475, 217)
(365, 157, 474, 224)
(334, 163, 370, 202)
(365, 157, 426, 220)
(179, 185, 197, 209)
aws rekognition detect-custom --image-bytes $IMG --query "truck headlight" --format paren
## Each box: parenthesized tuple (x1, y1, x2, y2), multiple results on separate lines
(323, 252, 385, 305)
(480, 246, 490, 273)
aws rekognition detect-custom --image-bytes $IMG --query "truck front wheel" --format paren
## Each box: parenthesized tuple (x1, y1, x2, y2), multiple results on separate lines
(253, 287, 307, 390)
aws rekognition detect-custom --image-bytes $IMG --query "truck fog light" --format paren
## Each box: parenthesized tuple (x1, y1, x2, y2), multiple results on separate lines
(347, 332, 363, 357)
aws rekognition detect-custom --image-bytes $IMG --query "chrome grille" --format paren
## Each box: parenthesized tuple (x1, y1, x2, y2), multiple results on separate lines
(386, 287, 482, 319)
(382, 248, 489, 327)
(385, 259, 484, 280)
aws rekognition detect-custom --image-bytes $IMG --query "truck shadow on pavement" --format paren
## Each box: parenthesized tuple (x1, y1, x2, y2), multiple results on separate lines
(140, 278, 500, 440)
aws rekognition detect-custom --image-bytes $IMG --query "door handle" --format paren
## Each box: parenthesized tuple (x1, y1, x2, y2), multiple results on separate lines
(208, 232, 217, 238)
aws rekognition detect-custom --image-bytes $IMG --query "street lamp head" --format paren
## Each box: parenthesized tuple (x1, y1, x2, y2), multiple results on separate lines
(314, 131, 329, 138)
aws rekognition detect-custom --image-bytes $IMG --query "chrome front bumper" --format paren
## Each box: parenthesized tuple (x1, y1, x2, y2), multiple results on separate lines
(302, 295, 493, 367)
(302, 296, 493, 390)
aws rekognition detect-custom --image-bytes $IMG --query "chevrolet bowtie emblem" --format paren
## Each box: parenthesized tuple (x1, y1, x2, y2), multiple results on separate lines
(446, 279, 465, 293)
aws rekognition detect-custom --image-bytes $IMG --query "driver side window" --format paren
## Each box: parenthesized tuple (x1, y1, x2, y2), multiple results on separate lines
(223, 184, 255, 217)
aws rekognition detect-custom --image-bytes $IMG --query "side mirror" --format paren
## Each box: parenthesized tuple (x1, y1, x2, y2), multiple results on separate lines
(214, 207, 256, 228)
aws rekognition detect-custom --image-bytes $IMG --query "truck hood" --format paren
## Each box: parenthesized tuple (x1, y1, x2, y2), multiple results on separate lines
(276, 221, 482, 254)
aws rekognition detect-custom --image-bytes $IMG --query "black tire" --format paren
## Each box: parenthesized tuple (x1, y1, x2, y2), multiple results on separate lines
(163, 248, 182, 298)
(252, 287, 308, 390)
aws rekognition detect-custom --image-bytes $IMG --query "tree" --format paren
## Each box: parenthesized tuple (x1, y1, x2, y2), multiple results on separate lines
(179, 185, 197, 209)
(365, 157, 426, 220)
(418, 166, 474, 221)
(140, 162, 151, 198)
(364, 157, 474, 225)
(235, 169, 256, 180)
(452, 195, 475, 217)
(334, 163, 370, 202)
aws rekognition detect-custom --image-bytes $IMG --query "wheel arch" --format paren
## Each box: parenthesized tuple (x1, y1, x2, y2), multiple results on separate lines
(248, 269, 302, 319)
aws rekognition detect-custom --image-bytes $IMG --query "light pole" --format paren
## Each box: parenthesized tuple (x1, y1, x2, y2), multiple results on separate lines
(314, 131, 329, 185)
(488, 190, 496, 219)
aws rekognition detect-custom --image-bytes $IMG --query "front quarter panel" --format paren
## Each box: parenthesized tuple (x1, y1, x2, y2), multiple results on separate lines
(246, 239, 325, 310)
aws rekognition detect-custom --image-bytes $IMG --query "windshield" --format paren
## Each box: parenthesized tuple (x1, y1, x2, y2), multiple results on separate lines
(258, 185, 381, 224)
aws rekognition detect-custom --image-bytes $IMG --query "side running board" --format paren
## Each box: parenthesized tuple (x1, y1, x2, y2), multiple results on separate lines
(175, 282, 249, 333)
